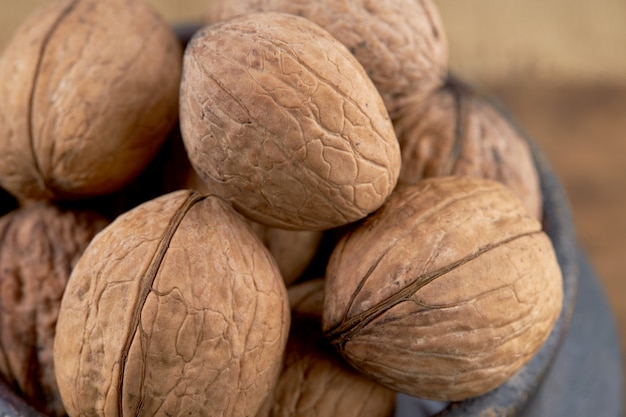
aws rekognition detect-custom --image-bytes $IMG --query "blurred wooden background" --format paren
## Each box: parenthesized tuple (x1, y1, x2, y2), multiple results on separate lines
(2, 0, 625, 402)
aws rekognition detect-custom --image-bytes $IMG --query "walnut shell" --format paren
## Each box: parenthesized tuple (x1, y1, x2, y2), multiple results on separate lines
(260, 278, 395, 417)
(322, 176, 563, 401)
(179, 12, 401, 231)
(207, 0, 448, 118)
(0, 203, 108, 417)
(163, 134, 323, 286)
(0, 0, 182, 201)
(393, 77, 542, 219)
(53, 190, 290, 417)
(249, 223, 323, 286)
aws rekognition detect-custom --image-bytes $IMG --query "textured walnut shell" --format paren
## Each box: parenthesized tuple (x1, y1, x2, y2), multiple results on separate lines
(207, 0, 448, 118)
(249, 223, 323, 285)
(0, 0, 182, 201)
(187, 188, 323, 285)
(393, 77, 543, 219)
(0, 203, 108, 417)
(53, 190, 290, 417)
(259, 279, 395, 417)
(179, 12, 401, 231)
(322, 176, 563, 401)
(163, 135, 323, 286)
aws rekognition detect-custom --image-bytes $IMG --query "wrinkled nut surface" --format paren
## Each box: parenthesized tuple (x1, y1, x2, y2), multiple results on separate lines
(248, 223, 323, 286)
(0, 203, 108, 417)
(322, 177, 563, 401)
(0, 0, 182, 201)
(393, 77, 543, 219)
(207, 0, 448, 118)
(54, 190, 290, 417)
(259, 278, 395, 417)
(180, 12, 401, 231)
(164, 139, 323, 286)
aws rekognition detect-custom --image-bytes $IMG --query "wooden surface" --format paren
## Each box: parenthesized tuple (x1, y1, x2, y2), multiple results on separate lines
(2, 0, 625, 408)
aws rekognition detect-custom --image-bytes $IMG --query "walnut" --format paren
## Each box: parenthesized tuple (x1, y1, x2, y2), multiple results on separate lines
(207, 0, 448, 118)
(260, 278, 396, 417)
(322, 176, 563, 401)
(393, 77, 543, 219)
(0, 202, 108, 417)
(249, 223, 323, 286)
(185, 161, 324, 285)
(287, 278, 327, 314)
(162, 133, 323, 286)
(179, 12, 401, 231)
(0, 0, 182, 202)
(53, 190, 290, 417)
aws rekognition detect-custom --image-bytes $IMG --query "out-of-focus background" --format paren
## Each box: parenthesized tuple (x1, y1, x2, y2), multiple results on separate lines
(2, 0, 625, 399)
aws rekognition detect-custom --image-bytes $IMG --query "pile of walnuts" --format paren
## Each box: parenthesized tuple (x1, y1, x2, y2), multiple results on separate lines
(0, 1, 563, 417)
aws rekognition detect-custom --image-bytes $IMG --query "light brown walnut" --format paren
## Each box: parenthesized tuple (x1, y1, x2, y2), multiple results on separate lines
(207, 0, 448, 119)
(53, 190, 290, 417)
(0, 0, 182, 201)
(258, 278, 396, 417)
(0, 203, 108, 417)
(393, 77, 543, 219)
(249, 223, 323, 286)
(322, 176, 563, 401)
(179, 12, 401, 231)
(163, 135, 323, 286)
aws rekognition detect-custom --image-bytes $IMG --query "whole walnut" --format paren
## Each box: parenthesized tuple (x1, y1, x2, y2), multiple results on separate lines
(207, 0, 448, 118)
(393, 77, 542, 219)
(0, 0, 182, 202)
(179, 12, 401, 231)
(259, 278, 396, 417)
(0, 202, 108, 417)
(322, 176, 563, 401)
(54, 190, 290, 417)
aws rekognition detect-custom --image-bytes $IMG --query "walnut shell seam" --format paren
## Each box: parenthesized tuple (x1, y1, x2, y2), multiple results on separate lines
(324, 229, 543, 347)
